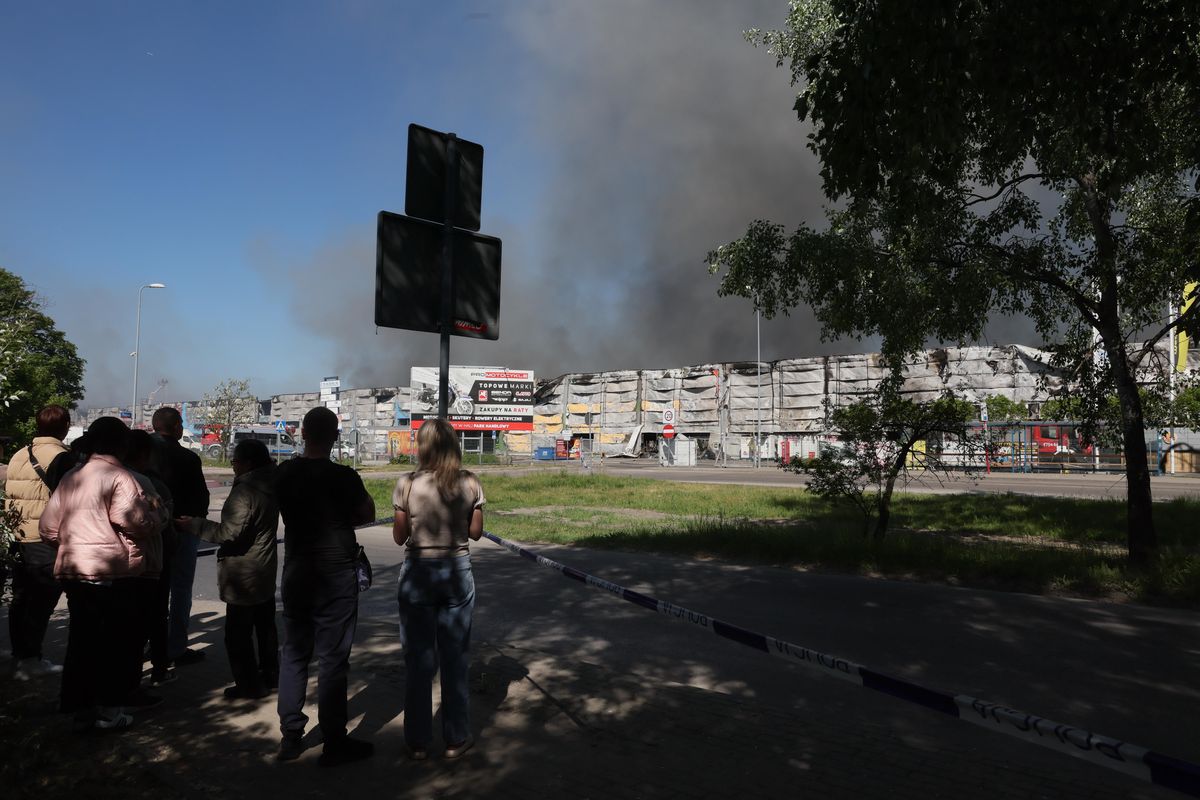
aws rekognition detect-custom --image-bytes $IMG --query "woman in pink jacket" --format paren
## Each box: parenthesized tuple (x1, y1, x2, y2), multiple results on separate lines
(39, 417, 165, 731)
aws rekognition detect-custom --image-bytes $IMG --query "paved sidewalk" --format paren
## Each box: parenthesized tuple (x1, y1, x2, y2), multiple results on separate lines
(9, 593, 1179, 800)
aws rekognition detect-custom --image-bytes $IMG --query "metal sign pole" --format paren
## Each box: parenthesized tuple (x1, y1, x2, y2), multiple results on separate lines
(352, 396, 359, 468)
(438, 135, 459, 420)
(601, 376, 606, 473)
(1168, 298, 1177, 475)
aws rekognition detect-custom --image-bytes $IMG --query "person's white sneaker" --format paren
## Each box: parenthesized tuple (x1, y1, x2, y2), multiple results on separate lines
(32, 658, 63, 675)
(15, 657, 62, 678)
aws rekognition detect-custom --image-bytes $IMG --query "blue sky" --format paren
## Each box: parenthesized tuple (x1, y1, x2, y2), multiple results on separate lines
(2, 1, 956, 410)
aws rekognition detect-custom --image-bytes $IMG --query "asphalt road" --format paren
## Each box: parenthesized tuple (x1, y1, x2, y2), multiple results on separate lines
(576, 459, 1200, 500)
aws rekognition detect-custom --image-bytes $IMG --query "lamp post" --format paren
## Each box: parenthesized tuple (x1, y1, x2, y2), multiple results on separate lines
(131, 283, 166, 428)
(755, 303, 762, 468)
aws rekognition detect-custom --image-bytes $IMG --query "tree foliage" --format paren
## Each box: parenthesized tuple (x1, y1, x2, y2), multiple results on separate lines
(0, 496, 24, 604)
(983, 395, 1027, 424)
(789, 391, 976, 539)
(709, 0, 1200, 562)
(0, 269, 85, 445)
(1175, 386, 1200, 430)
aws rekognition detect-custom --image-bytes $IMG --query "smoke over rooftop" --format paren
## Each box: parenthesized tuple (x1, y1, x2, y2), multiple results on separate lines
(257, 1, 1039, 393)
(258, 1, 839, 390)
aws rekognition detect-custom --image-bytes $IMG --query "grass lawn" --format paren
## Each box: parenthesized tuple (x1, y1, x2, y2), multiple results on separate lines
(363, 471, 1200, 608)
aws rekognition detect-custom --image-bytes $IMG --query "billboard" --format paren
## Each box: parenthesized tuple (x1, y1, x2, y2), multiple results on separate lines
(409, 366, 535, 432)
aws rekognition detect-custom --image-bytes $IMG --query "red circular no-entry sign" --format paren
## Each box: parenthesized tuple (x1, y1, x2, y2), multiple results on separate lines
(662, 424, 676, 440)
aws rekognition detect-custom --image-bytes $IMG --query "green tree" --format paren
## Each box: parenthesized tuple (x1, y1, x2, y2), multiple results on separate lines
(0, 269, 85, 445)
(709, 1, 1200, 563)
(1174, 385, 1200, 430)
(794, 391, 975, 539)
(197, 378, 257, 460)
(983, 395, 1027, 424)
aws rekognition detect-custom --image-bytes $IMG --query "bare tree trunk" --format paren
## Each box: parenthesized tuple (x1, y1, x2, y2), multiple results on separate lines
(1078, 175, 1158, 565)
(872, 452, 907, 540)
(1111, 354, 1158, 564)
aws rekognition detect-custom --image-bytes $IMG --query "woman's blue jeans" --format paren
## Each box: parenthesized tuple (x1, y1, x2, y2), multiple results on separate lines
(397, 555, 475, 748)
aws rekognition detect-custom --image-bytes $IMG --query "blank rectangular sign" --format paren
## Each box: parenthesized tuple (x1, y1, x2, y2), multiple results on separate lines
(405, 123, 483, 232)
(375, 211, 501, 340)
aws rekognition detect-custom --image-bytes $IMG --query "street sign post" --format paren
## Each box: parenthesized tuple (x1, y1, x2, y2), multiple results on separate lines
(375, 212, 500, 338)
(405, 123, 484, 232)
(377, 124, 502, 421)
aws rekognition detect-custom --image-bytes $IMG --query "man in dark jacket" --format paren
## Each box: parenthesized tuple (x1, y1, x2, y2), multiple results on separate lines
(179, 438, 279, 699)
(274, 406, 375, 767)
(150, 406, 209, 680)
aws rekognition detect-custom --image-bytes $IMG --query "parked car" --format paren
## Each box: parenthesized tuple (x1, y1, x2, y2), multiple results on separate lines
(206, 426, 300, 460)
(179, 430, 203, 453)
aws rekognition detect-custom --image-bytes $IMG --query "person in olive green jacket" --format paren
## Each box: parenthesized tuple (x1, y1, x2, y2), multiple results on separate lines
(178, 439, 279, 699)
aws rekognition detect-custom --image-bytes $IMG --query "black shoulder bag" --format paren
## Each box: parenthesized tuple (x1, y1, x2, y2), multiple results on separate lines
(26, 446, 53, 489)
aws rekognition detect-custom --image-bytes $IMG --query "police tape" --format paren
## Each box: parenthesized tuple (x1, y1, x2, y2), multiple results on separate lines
(481, 530, 1200, 798)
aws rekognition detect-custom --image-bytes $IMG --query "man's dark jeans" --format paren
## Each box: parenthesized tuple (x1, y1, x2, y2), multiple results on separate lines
(277, 564, 357, 741)
(148, 536, 173, 671)
(226, 599, 279, 691)
(8, 541, 62, 660)
(167, 531, 200, 659)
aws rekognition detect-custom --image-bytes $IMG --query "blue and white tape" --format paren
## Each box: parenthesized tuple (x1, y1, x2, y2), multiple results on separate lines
(482, 531, 1200, 798)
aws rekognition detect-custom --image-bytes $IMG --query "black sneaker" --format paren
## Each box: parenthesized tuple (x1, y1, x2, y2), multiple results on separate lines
(124, 689, 164, 709)
(150, 667, 178, 687)
(93, 707, 134, 730)
(173, 648, 206, 665)
(318, 736, 374, 767)
(223, 684, 269, 700)
(278, 735, 304, 762)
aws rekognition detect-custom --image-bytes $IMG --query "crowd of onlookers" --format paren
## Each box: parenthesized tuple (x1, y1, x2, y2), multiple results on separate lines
(4, 404, 487, 765)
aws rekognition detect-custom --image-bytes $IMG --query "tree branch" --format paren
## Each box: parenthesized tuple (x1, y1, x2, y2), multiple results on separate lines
(965, 240, 1101, 326)
(963, 173, 1046, 207)
(1131, 292, 1200, 365)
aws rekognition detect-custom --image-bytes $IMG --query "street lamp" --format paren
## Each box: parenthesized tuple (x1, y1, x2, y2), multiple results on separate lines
(131, 283, 166, 428)
(745, 287, 762, 468)
(755, 302, 762, 468)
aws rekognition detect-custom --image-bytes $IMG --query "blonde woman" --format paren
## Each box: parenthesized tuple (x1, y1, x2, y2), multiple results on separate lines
(392, 418, 484, 760)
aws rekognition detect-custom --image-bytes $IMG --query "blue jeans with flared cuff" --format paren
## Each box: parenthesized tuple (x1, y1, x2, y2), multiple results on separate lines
(397, 555, 475, 748)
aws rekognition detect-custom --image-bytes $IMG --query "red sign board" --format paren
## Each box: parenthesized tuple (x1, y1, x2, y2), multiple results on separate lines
(662, 424, 676, 440)
(411, 418, 532, 432)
